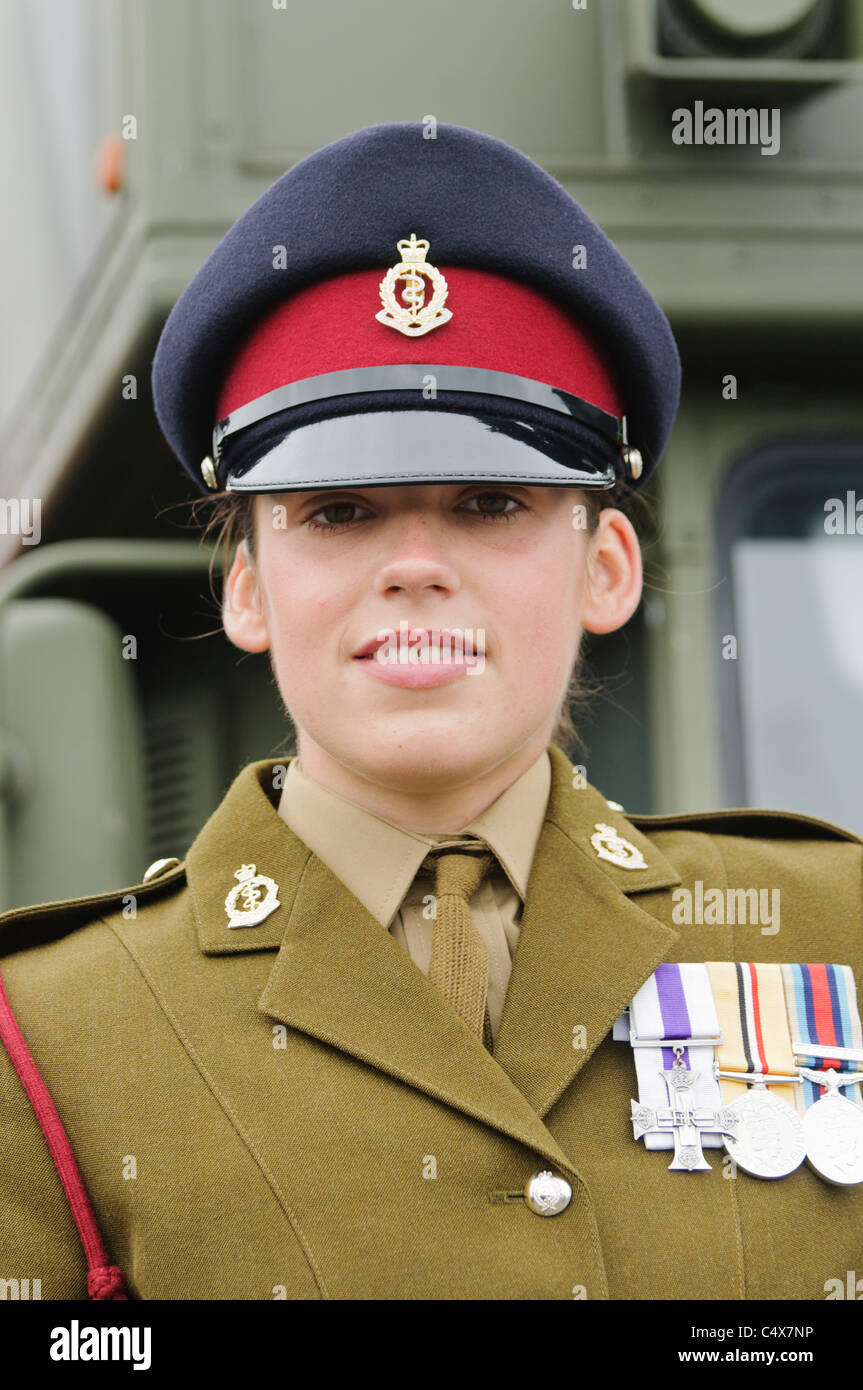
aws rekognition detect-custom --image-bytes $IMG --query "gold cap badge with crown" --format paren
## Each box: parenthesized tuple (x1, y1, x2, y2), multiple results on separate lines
(376, 233, 453, 337)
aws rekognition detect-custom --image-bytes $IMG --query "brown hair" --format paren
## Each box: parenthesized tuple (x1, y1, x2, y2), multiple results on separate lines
(194, 482, 649, 759)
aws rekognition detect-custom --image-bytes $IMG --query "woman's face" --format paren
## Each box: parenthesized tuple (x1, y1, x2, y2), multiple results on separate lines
(223, 481, 642, 799)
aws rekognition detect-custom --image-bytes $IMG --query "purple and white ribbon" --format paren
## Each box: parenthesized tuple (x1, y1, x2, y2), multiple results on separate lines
(628, 962, 724, 1150)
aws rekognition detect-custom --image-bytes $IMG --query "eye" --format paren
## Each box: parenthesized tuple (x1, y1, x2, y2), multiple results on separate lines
(303, 489, 527, 535)
(304, 500, 373, 534)
(458, 490, 525, 524)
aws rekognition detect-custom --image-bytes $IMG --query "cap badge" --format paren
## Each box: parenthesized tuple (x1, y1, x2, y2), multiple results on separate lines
(224, 863, 281, 927)
(376, 233, 452, 338)
(590, 822, 648, 871)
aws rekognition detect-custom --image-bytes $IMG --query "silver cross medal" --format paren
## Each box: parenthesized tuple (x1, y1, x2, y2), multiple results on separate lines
(631, 1046, 739, 1171)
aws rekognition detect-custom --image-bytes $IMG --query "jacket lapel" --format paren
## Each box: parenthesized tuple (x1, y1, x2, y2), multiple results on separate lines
(181, 748, 681, 1159)
(184, 759, 575, 1173)
(257, 851, 578, 1171)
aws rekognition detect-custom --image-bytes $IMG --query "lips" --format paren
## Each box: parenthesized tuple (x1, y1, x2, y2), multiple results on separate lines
(353, 628, 477, 659)
(353, 634, 391, 659)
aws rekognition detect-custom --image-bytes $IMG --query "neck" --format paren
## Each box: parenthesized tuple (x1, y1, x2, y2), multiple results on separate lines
(293, 730, 553, 832)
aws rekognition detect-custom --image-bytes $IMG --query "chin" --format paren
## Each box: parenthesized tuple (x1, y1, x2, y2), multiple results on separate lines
(335, 720, 517, 788)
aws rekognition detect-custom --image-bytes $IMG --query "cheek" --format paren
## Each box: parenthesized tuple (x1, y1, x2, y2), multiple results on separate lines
(256, 545, 349, 659)
(493, 539, 584, 667)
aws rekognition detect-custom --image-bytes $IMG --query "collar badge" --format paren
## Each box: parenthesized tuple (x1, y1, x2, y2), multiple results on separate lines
(590, 823, 648, 871)
(376, 233, 452, 337)
(225, 863, 281, 928)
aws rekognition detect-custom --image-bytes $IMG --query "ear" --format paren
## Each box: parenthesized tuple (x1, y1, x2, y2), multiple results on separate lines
(222, 540, 271, 653)
(580, 508, 643, 635)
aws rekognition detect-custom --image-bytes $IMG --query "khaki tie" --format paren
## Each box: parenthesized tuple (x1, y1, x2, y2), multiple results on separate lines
(420, 848, 496, 1051)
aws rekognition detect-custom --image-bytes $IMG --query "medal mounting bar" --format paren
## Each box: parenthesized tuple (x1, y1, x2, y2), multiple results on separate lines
(793, 1043, 863, 1065)
(798, 1066, 863, 1092)
(714, 1066, 801, 1087)
(628, 1031, 722, 1049)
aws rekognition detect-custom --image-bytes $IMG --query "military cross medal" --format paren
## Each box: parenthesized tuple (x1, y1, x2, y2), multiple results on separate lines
(631, 1047, 739, 1171)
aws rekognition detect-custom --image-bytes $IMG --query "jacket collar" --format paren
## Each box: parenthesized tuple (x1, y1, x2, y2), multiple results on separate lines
(275, 749, 551, 927)
(183, 746, 680, 1144)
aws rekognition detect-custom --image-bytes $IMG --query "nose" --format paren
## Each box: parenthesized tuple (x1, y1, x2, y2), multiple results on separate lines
(373, 512, 461, 598)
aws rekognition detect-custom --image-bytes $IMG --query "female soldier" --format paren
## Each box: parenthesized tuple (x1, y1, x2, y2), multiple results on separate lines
(1, 121, 862, 1301)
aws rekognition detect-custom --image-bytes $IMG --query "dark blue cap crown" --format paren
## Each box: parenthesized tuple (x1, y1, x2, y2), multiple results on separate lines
(152, 120, 680, 493)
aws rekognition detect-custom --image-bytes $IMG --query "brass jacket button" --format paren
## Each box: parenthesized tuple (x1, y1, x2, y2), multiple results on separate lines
(142, 857, 181, 883)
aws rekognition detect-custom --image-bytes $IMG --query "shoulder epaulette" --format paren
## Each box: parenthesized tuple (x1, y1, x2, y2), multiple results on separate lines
(626, 805, 863, 845)
(0, 860, 187, 959)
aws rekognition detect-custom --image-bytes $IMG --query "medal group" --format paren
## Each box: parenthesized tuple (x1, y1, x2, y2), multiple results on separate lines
(619, 961, 863, 1186)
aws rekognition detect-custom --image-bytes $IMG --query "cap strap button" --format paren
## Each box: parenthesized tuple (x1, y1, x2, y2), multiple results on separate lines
(623, 446, 643, 480)
(200, 456, 219, 490)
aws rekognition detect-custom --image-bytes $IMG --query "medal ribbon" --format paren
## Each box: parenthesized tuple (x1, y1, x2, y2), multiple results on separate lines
(629, 963, 724, 1150)
(781, 963, 863, 1112)
(706, 962, 797, 1107)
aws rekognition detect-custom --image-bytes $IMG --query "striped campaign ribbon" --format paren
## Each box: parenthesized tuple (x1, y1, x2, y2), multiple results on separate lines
(781, 963, 863, 1113)
(707, 961, 798, 1109)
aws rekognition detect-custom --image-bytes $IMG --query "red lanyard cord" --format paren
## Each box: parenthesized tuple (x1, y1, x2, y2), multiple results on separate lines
(0, 968, 128, 1299)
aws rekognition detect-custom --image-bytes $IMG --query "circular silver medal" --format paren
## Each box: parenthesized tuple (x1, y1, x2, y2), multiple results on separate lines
(722, 1088, 806, 1179)
(803, 1092, 863, 1186)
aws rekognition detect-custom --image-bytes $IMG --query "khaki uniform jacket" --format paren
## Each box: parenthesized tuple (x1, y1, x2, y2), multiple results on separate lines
(1, 744, 862, 1300)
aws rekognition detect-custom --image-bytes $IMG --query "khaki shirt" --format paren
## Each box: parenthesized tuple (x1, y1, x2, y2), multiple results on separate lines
(277, 751, 551, 1040)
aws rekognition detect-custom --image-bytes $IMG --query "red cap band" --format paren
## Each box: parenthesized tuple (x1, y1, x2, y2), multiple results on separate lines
(216, 266, 624, 422)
